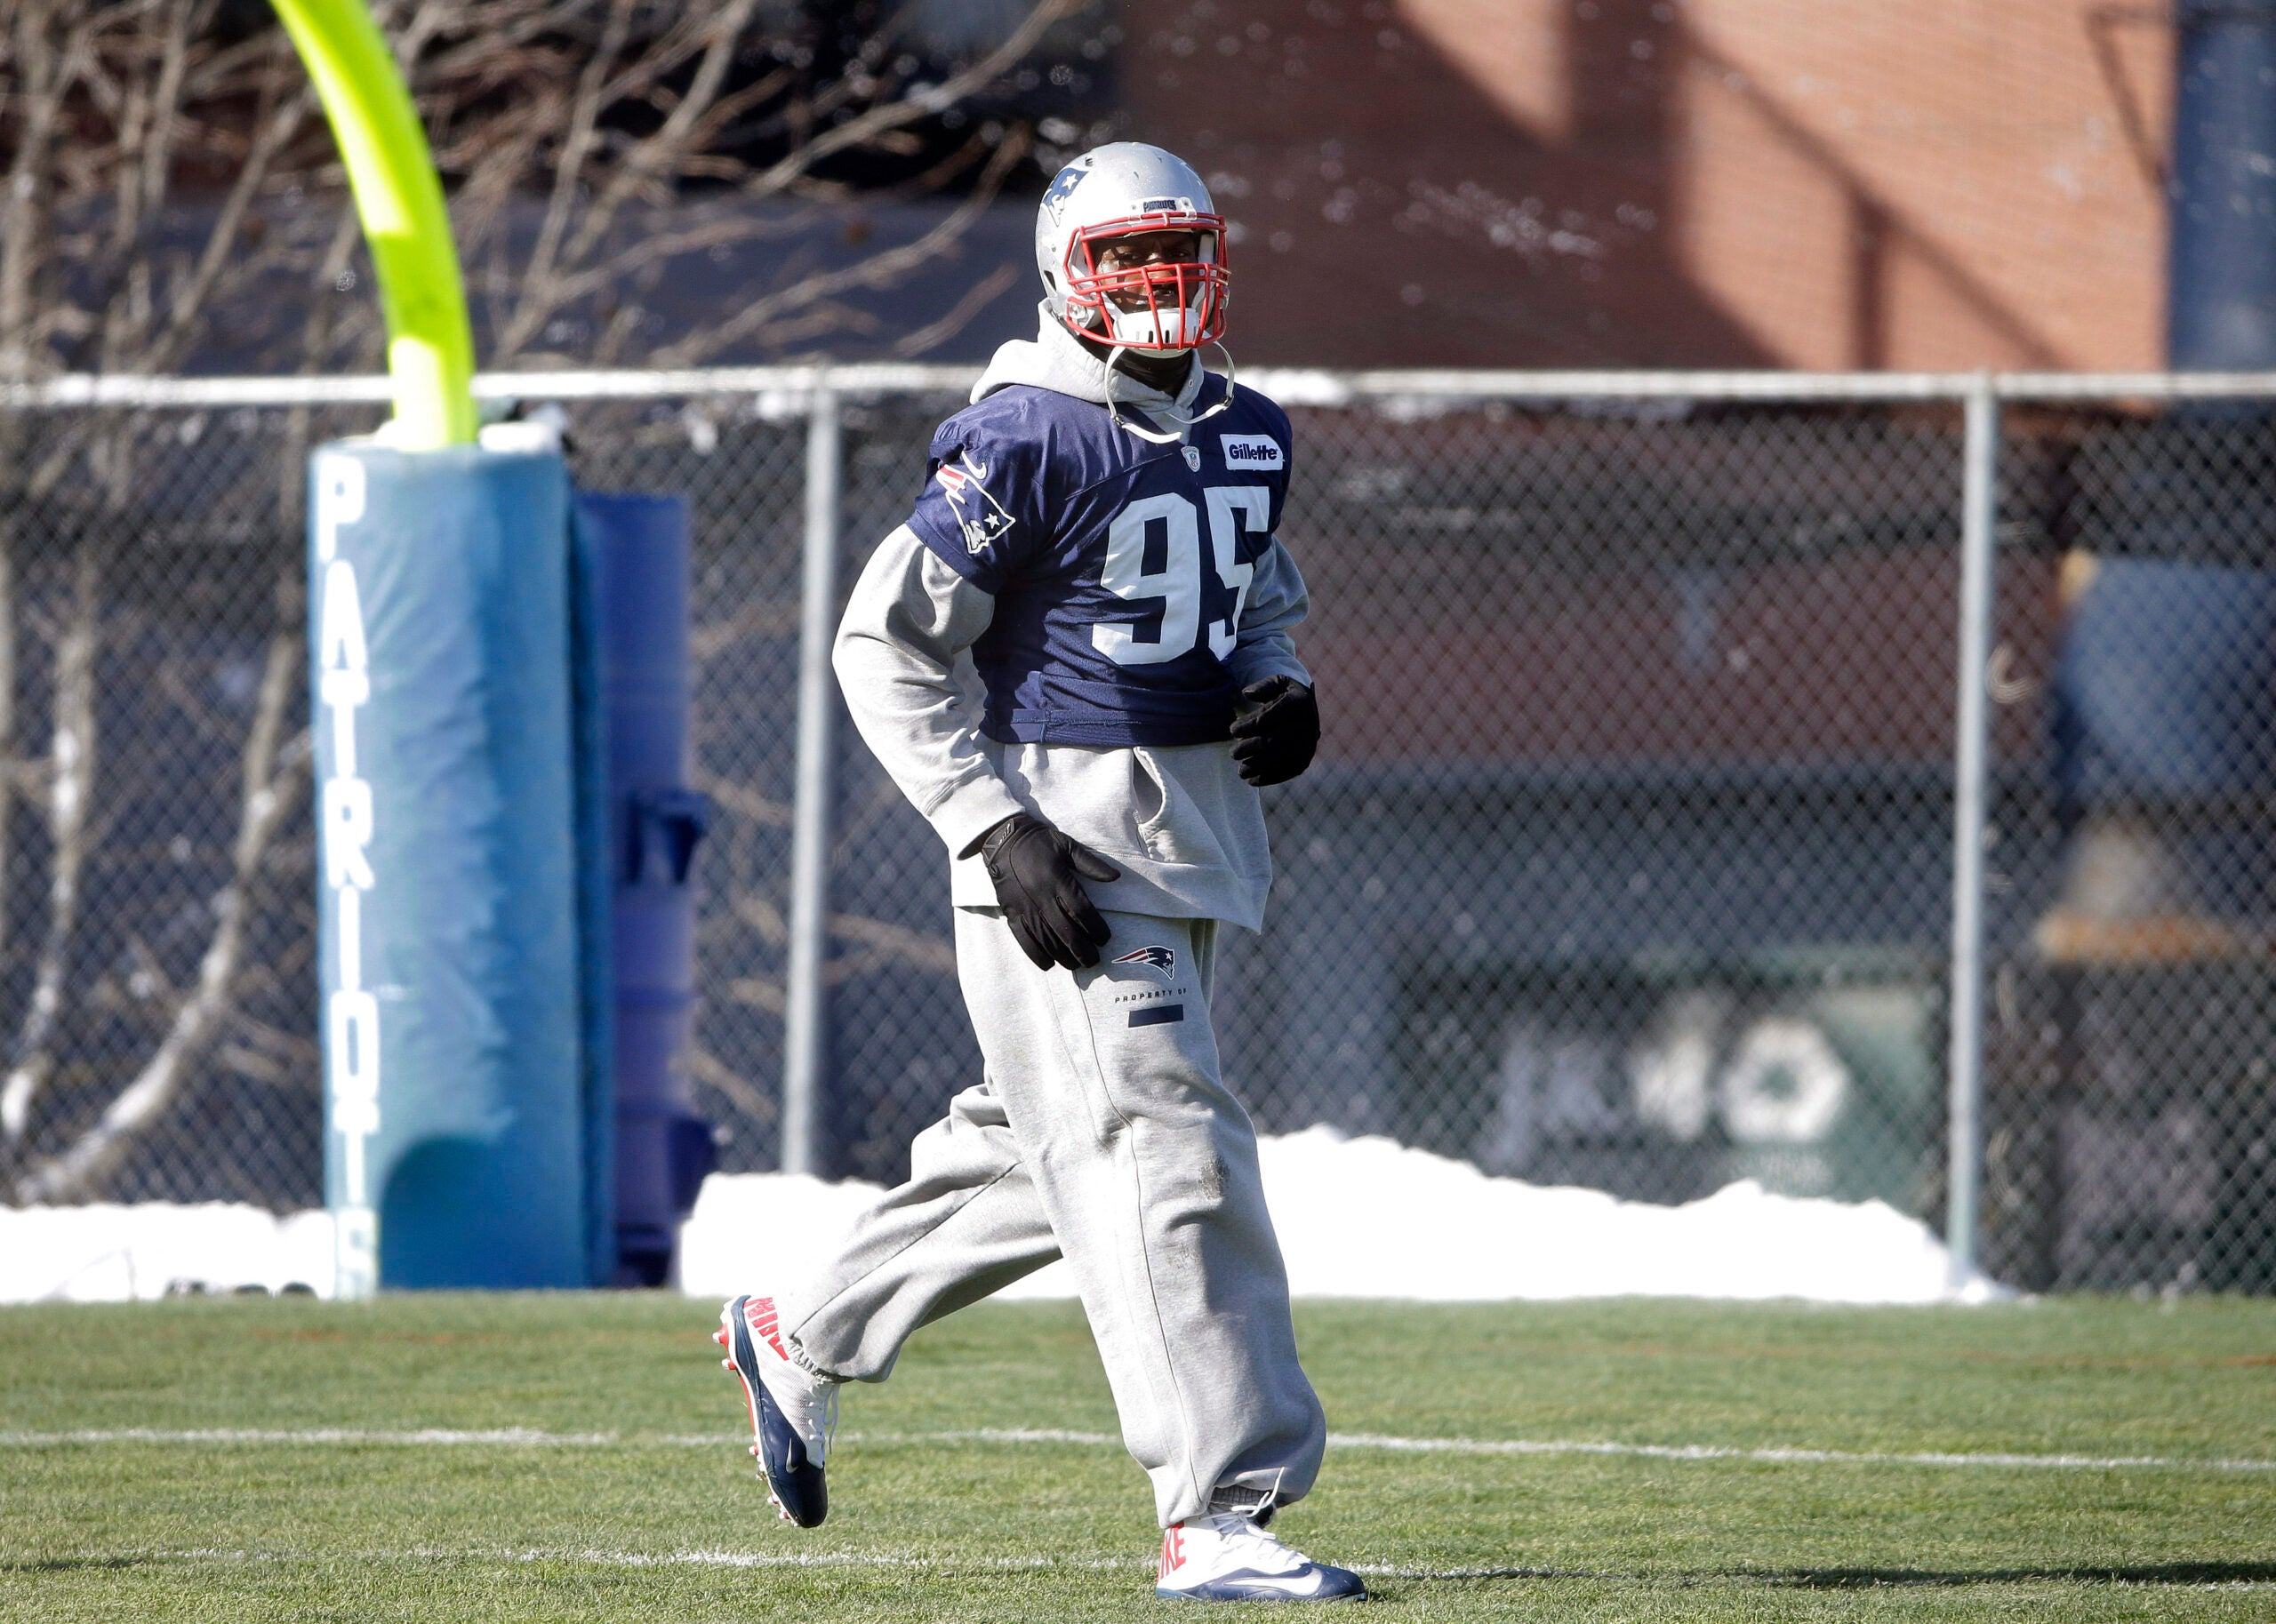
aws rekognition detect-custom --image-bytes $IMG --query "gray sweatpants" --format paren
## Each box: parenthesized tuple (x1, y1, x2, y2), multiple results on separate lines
(779, 907, 1326, 1528)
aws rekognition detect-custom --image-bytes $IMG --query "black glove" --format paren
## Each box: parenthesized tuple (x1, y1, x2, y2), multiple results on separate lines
(1229, 676, 1319, 787)
(980, 812, 1121, 971)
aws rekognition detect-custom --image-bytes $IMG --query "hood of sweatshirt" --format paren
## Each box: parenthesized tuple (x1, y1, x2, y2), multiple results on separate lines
(970, 301, 1213, 430)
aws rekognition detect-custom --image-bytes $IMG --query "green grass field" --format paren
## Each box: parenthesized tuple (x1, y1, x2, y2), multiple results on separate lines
(2, 1293, 2272, 1620)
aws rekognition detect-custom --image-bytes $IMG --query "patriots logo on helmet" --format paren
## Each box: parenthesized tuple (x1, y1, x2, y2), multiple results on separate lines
(1113, 945, 1177, 979)
(1042, 160, 1090, 226)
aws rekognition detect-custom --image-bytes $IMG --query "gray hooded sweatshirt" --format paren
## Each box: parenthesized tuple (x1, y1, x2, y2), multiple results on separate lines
(830, 308, 1311, 931)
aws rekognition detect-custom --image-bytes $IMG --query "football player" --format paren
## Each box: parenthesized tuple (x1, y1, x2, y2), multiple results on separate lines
(717, 142, 1360, 1604)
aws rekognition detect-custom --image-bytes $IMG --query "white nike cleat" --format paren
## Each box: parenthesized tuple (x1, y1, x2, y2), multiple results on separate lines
(715, 1293, 839, 1527)
(1154, 1510, 1368, 1603)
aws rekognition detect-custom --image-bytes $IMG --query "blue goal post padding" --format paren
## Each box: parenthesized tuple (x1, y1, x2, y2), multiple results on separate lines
(575, 491, 712, 1286)
(310, 441, 597, 1291)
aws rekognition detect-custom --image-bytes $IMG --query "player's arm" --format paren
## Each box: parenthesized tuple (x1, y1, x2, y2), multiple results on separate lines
(1224, 540, 1319, 787)
(832, 524, 1025, 857)
(831, 524, 1119, 971)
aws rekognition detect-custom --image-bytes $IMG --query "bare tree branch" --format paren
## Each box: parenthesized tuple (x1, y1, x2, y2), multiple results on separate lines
(517, 0, 637, 331)
(16, 656, 310, 1202)
(744, 0, 1078, 202)
(657, 124, 1029, 366)
(0, 534, 17, 973)
(692, 766, 792, 828)
(829, 911, 955, 976)
(686, 1042, 774, 1125)
(1, 0, 68, 383)
(498, 0, 767, 359)
(564, 0, 769, 260)
(144, 78, 318, 371)
(894, 258, 1020, 356)
(0, 537, 102, 1144)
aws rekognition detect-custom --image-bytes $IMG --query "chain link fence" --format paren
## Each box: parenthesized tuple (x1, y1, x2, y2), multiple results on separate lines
(1987, 404, 2276, 1292)
(1, 373, 2272, 1293)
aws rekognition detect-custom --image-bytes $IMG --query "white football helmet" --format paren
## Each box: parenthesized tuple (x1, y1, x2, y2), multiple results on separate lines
(1036, 142, 1230, 356)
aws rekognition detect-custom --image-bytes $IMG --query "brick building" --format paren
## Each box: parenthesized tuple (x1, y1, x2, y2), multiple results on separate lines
(1122, 0, 2173, 369)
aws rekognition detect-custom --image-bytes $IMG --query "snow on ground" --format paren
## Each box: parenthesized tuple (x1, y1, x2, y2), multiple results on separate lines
(683, 1127, 2001, 1306)
(0, 1203, 340, 1302)
(1, 1127, 2001, 1304)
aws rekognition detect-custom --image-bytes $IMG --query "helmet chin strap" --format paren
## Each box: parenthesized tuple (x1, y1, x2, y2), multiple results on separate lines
(1102, 339, 1238, 445)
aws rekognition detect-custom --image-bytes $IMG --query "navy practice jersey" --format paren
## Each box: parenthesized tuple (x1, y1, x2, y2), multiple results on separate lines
(904, 372, 1294, 748)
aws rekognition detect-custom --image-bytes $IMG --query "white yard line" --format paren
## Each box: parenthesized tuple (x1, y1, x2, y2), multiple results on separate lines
(9, 1544, 1142, 1572)
(1326, 1432, 2276, 1474)
(14, 1547, 2274, 1590)
(3, 1424, 2270, 1475)
(0, 1427, 662, 1447)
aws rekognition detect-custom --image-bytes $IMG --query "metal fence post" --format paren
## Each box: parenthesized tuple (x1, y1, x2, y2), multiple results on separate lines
(781, 387, 841, 1176)
(1945, 375, 2000, 1279)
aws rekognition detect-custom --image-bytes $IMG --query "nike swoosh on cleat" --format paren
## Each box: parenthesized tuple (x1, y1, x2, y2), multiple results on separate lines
(718, 1295, 828, 1529)
(1157, 1565, 1367, 1603)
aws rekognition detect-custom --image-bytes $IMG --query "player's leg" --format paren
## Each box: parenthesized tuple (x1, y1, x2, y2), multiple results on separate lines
(784, 1077, 1062, 1378)
(719, 1077, 1060, 1527)
(959, 907, 1360, 1598)
(957, 907, 1331, 1530)
(720, 908, 1352, 1593)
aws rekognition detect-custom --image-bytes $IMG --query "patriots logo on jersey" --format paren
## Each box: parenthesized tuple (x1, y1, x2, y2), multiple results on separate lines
(1113, 945, 1177, 979)
(934, 451, 1016, 554)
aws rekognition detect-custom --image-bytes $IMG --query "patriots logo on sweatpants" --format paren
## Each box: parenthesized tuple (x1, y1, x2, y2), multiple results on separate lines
(1114, 945, 1177, 979)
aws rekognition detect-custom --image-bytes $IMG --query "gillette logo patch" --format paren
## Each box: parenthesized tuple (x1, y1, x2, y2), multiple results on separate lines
(1220, 435, 1283, 470)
